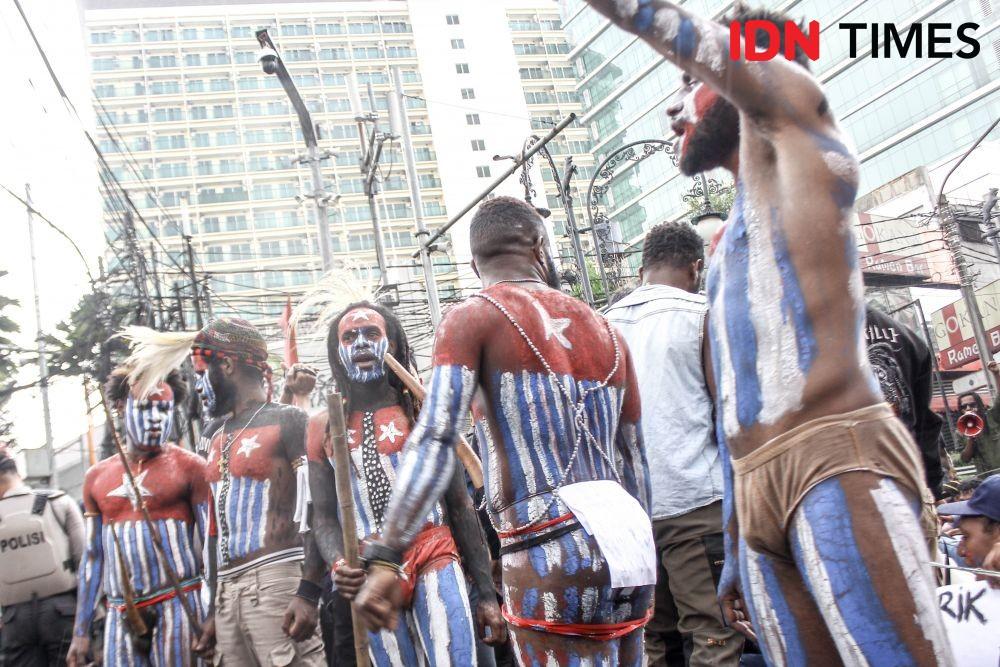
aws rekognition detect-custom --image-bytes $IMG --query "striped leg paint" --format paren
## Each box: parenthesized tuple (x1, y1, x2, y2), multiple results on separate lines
(411, 561, 477, 667)
(367, 611, 425, 667)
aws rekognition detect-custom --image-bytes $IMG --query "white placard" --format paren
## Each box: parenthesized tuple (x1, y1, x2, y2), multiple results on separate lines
(937, 581, 1000, 666)
(559, 480, 656, 589)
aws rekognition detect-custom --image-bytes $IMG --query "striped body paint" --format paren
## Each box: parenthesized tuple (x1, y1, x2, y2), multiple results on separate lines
(103, 589, 203, 667)
(706, 186, 819, 438)
(124, 382, 175, 452)
(74, 444, 208, 664)
(379, 285, 652, 665)
(203, 402, 308, 571)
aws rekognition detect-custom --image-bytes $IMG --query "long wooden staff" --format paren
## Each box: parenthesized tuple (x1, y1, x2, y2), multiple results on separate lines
(326, 390, 370, 667)
(98, 387, 203, 638)
(383, 352, 484, 489)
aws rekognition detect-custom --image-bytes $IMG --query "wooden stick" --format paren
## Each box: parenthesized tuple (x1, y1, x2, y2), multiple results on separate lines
(326, 391, 370, 667)
(98, 387, 202, 638)
(383, 352, 484, 489)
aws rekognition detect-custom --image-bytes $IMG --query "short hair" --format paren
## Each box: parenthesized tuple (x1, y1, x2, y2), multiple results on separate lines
(469, 196, 545, 260)
(725, 4, 813, 70)
(105, 367, 189, 405)
(960, 478, 982, 495)
(642, 222, 704, 271)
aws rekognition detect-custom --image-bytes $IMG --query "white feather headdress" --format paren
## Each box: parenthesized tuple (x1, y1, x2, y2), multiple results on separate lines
(290, 260, 377, 337)
(117, 326, 199, 400)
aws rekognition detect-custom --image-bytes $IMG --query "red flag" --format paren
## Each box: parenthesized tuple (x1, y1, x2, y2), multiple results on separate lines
(279, 297, 299, 366)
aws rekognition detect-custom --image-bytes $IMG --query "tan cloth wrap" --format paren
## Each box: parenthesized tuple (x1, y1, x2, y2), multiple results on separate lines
(731, 403, 936, 559)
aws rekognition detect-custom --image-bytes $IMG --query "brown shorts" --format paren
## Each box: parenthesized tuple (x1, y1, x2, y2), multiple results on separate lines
(731, 403, 935, 560)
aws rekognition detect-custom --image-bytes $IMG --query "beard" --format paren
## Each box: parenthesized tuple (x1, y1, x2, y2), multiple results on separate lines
(207, 364, 237, 417)
(679, 98, 740, 176)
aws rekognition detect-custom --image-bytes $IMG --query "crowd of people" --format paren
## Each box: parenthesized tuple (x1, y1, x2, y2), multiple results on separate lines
(1, 0, 1000, 665)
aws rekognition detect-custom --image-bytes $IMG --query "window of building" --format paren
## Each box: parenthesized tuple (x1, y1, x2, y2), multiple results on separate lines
(315, 23, 344, 36)
(382, 21, 410, 34)
(466, 113, 480, 125)
(471, 139, 486, 151)
(461, 88, 475, 100)
(189, 106, 208, 120)
(446, 15, 460, 25)
(451, 39, 465, 49)
(455, 63, 469, 74)
(476, 166, 491, 178)
(230, 26, 253, 38)
(185, 53, 202, 67)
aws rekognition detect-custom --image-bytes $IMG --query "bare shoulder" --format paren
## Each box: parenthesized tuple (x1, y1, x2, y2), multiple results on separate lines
(168, 445, 208, 473)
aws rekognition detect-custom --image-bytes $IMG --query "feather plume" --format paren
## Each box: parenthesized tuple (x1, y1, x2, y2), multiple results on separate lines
(290, 260, 376, 336)
(117, 326, 199, 400)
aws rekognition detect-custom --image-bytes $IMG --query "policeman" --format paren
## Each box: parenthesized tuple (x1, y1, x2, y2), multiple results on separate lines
(0, 443, 84, 666)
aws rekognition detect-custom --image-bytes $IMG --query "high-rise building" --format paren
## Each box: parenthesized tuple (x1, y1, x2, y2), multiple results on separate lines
(84, 0, 586, 346)
(560, 0, 999, 284)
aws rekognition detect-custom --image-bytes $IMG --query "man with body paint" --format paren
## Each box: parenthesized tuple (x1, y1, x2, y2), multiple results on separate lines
(302, 301, 505, 666)
(188, 318, 326, 665)
(68, 367, 208, 667)
(581, 2, 952, 665)
(355, 196, 654, 666)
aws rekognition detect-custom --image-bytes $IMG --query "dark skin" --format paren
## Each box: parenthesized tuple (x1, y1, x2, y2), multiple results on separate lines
(191, 356, 322, 658)
(304, 317, 506, 645)
(357, 227, 558, 632)
(959, 362, 999, 463)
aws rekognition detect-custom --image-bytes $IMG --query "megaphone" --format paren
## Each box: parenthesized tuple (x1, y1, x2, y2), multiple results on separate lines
(957, 412, 985, 438)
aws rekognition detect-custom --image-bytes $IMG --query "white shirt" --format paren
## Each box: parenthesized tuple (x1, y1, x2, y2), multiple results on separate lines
(606, 284, 723, 519)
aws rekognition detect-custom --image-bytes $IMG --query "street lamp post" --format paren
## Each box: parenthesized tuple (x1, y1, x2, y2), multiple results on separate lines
(256, 29, 335, 273)
(684, 173, 727, 250)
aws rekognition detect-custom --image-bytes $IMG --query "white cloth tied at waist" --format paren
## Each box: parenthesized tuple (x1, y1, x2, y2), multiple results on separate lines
(559, 480, 656, 589)
(293, 456, 310, 533)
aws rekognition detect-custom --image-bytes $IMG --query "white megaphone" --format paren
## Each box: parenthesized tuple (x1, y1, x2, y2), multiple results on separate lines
(957, 412, 985, 438)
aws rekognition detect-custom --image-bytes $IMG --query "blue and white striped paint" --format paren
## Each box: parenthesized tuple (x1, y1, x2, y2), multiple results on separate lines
(210, 477, 270, 562)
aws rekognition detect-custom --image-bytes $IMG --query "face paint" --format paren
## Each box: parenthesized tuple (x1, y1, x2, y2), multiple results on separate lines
(337, 308, 390, 384)
(674, 82, 739, 176)
(192, 355, 218, 416)
(124, 382, 175, 451)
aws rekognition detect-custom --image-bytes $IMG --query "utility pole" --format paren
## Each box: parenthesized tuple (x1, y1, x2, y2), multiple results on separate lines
(172, 282, 187, 329)
(256, 29, 335, 272)
(202, 276, 214, 320)
(122, 211, 153, 326)
(179, 195, 203, 329)
(981, 187, 1000, 265)
(24, 184, 56, 486)
(349, 72, 394, 291)
(390, 66, 440, 325)
(148, 243, 165, 328)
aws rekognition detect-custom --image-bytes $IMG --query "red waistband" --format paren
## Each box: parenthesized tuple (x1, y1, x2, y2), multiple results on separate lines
(496, 512, 574, 539)
(501, 606, 652, 641)
(108, 581, 201, 612)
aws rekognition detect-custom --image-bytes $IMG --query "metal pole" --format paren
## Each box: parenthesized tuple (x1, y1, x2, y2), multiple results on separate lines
(202, 275, 214, 319)
(256, 29, 333, 272)
(559, 157, 594, 306)
(418, 113, 576, 255)
(184, 235, 203, 329)
(391, 66, 441, 325)
(940, 195, 999, 395)
(148, 243, 165, 329)
(172, 282, 186, 329)
(982, 188, 1000, 266)
(363, 81, 390, 286)
(24, 184, 56, 486)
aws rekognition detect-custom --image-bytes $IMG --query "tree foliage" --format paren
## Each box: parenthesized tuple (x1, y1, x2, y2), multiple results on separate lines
(45, 289, 132, 381)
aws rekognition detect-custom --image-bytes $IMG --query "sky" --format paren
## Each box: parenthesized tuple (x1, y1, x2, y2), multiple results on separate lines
(0, 0, 104, 463)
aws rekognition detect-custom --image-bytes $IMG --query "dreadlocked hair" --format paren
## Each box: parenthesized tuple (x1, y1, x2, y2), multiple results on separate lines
(326, 301, 419, 424)
(105, 366, 189, 405)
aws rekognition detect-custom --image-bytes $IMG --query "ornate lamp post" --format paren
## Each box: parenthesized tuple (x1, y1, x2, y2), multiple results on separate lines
(683, 173, 728, 250)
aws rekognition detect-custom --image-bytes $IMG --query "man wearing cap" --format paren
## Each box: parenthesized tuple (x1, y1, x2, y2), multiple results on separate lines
(938, 474, 1000, 589)
(186, 318, 325, 664)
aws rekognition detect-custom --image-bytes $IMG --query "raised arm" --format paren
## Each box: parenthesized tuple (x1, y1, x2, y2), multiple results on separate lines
(582, 0, 828, 126)
(378, 302, 486, 554)
(614, 339, 651, 512)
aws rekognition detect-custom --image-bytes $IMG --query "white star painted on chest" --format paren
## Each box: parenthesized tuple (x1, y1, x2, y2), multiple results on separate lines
(533, 302, 572, 350)
(378, 422, 404, 444)
(107, 470, 153, 510)
(237, 434, 262, 457)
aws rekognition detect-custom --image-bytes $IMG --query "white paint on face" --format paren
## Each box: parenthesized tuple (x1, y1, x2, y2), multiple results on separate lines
(869, 479, 951, 665)
(791, 511, 871, 666)
(743, 548, 788, 666)
(745, 201, 807, 426)
(613, 0, 638, 20)
(652, 7, 681, 43)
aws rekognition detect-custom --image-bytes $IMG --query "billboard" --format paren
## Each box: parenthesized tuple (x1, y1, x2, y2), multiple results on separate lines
(932, 280, 1000, 370)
